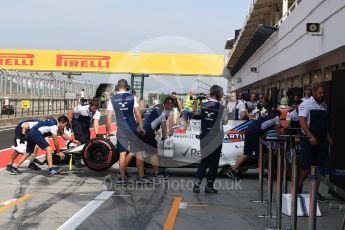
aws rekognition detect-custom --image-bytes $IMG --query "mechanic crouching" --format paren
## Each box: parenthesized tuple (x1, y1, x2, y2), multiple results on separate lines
(230, 109, 282, 179)
(141, 96, 174, 180)
(68, 98, 101, 167)
(193, 85, 228, 194)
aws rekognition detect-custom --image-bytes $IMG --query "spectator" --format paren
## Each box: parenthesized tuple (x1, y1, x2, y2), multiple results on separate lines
(152, 95, 159, 106)
(246, 93, 258, 113)
(302, 88, 312, 101)
(235, 93, 246, 120)
(225, 93, 237, 120)
(182, 90, 196, 130)
(257, 94, 271, 112)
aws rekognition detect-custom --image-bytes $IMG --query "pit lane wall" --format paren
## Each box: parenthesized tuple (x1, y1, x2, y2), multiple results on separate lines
(231, 0, 345, 90)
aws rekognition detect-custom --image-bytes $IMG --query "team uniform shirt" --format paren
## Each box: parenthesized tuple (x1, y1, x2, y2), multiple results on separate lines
(73, 105, 101, 124)
(298, 96, 328, 140)
(235, 99, 246, 120)
(200, 99, 227, 144)
(30, 119, 59, 136)
(107, 91, 143, 153)
(26, 119, 59, 154)
(143, 106, 172, 133)
(248, 114, 280, 135)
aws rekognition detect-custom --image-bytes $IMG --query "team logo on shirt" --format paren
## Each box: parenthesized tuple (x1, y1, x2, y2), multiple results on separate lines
(204, 111, 214, 121)
(118, 102, 128, 111)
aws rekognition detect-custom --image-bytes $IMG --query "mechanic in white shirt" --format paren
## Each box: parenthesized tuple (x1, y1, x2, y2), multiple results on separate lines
(69, 98, 101, 144)
(298, 85, 332, 202)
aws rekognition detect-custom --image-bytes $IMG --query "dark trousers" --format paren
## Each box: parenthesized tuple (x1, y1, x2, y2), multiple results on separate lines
(195, 144, 222, 188)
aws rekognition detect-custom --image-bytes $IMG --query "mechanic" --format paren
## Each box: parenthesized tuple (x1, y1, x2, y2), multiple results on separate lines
(193, 85, 228, 194)
(230, 109, 282, 179)
(6, 119, 40, 174)
(298, 84, 332, 202)
(141, 96, 174, 180)
(11, 116, 69, 176)
(235, 93, 246, 120)
(68, 98, 101, 167)
(106, 79, 151, 185)
(284, 100, 303, 135)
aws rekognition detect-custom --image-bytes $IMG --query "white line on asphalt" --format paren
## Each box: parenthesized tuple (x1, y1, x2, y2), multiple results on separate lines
(57, 191, 115, 230)
(0, 127, 15, 132)
(1, 199, 17, 206)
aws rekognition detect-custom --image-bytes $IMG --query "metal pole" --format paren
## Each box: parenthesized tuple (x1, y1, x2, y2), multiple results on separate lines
(340, 213, 345, 230)
(258, 142, 275, 219)
(276, 142, 284, 229)
(283, 140, 288, 194)
(252, 136, 267, 203)
(291, 152, 299, 230)
(309, 166, 318, 230)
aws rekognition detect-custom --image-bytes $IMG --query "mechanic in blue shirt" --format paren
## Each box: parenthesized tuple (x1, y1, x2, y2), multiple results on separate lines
(13, 116, 70, 176)
(230, 109, 282, 178)
(69, 98, 101, 167)
(298, 85, 332, 202)
(6, 119, 39, 174)
(106, 79, 150, 185)
(193, 85, 228, 194)
(141, 96, 174, 180)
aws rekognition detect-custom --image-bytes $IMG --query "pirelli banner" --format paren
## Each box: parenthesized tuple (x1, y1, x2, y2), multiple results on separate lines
(0, 49, 224, 76)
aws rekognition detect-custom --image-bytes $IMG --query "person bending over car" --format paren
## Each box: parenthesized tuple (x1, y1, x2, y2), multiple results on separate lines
(141, 96, 174, 180)
(6, 119, 40, 174)
(13, 116, 70, 176)
(106, 79, 151, 185)
(68, 98, 101, 167)
(193, 85, 228, 194)
(230, 109, 282, 179)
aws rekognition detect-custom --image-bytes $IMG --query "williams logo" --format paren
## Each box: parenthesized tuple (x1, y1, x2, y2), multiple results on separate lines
(0, 53, 34, 66)
(56, 55, 110, 68)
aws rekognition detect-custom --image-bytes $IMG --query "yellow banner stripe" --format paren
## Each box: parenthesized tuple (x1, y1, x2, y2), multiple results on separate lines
(0, 49, 224, 76)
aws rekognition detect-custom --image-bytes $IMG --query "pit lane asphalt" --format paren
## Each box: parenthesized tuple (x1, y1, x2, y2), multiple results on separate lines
(0, 166, 343, 230)
(0, 115, 344, 229)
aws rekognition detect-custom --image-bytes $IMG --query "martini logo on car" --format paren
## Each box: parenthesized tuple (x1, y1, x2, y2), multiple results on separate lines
(0, 53, 34, 66)
(56, 54, 110, 68)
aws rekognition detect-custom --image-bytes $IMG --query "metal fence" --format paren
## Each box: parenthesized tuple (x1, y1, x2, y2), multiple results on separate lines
(0, 98, 80, 120)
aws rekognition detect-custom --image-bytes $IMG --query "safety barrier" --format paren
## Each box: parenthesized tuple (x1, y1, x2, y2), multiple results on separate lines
(0, 98, 80, 120)
(252, 132, 345, 230)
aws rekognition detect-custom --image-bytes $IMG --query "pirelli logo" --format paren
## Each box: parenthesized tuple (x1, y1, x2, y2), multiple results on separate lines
(56, 54, 110, 68)
(0, 53, 34, 66)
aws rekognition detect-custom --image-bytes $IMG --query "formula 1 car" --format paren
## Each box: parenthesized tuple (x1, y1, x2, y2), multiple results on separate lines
(63, 120, 257, 177)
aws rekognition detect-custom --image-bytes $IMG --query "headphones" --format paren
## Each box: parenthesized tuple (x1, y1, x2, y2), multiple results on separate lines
(115, 79, 131, 92)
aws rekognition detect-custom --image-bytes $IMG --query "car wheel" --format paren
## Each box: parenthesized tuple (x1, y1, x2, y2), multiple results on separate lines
(82, 137, 119, 172)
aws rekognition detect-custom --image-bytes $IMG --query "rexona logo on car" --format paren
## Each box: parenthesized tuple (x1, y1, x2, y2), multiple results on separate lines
(56, 55, 110, 68)
(0, 53, 34, 66)
(224, 130, 246, 143)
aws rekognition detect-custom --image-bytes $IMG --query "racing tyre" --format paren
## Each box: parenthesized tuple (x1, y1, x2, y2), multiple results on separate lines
(82, 137, 119, 172)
